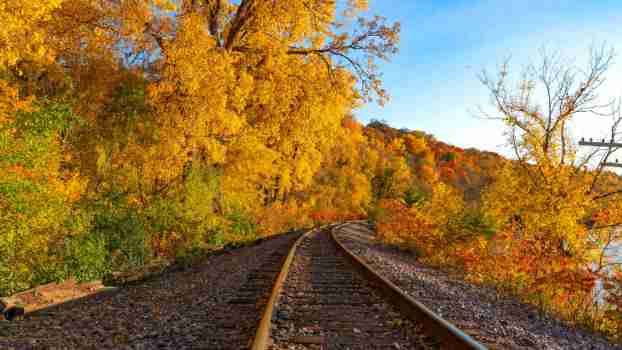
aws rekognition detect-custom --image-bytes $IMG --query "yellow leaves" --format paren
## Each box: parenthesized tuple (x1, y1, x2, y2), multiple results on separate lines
(388, 138, 405, 154)
(230, 70, 254, 113)
(47, 172, 86, 204)
(95, 144, 109, 174)
(350, 173, 372, 209)
(118, 1, 154, 38)
(0, 0, 400, 295)
(204, 139, 227, 165)
(341, 0, 368, 18)
(0, 0, 63, 69)
(219, 135, 279, 206)
(427, 181, 463, 222)
(349, 0, 369, 11)
(404, 134, 427, 154)
(375, 179, 465, 263)
(0, 81, 20, 124)
(133, 0, 390, 209)
(151, 0, 177, 12)
(476, 132, 616, 324)
(147, 81, 175, 96)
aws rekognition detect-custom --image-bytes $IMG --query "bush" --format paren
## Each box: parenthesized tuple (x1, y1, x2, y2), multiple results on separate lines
(144, 166, 225, 258)
(375, 182, 465, 263)
(461, 208, 496, 239)
(403, 186, 427, 208)
(0, 101, 88, 295)
(62, 232, 111, 282)
(90, 193, 151, 269)
(227, 209, 257, 241)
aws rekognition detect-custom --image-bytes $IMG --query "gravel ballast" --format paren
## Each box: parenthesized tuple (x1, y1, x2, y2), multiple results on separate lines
(270, 230, 427, 349)
(334, 222, 622, 350)
(0, 232, 300, 349)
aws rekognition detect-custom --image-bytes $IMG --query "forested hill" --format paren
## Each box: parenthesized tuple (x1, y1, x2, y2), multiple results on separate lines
(363, 120, 506, 203)
(364, 120, 622, 204)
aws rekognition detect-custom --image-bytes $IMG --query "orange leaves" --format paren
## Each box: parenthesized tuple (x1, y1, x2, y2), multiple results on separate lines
(342, 116, 363, 133)
(0, 79, 33, 126)
(403, 134, 427, 155)
(4, 164, 32, 179)
(255, 202, 307, 237)
(374, 181, 464, 260)
(375, 198, 432, 248)
(0, 0, 404, 296)
(439, 166, 456, 182)
(591, 209, 611, 226)
(601, 273, 622, 340)
(152, 0, 177, 12)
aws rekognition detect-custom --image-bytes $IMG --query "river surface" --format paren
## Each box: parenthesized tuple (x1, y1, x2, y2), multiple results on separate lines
(607, 242, 621, 264)
(595, 242, 621, 304)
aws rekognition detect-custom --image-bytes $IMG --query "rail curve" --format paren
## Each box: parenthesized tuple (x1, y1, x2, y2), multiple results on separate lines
(251, 223, 488, 350)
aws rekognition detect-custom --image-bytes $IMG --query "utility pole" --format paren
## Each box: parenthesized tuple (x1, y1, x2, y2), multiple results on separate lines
(578, 137, 622, 168)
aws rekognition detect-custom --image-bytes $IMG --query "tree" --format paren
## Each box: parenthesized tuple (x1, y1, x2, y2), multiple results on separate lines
(479, 46, 616, 174)
(0, 0, 401, 294)
(479, 46, 622, 325)
(131, 0, 400, 206)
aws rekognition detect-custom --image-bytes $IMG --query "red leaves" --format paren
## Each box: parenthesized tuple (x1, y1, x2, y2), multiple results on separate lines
(375, 198, 435, 253)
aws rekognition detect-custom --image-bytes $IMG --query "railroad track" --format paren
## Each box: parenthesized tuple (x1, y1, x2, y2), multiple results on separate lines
(1, 225, 486, 349)
(252, 224, 487, 350)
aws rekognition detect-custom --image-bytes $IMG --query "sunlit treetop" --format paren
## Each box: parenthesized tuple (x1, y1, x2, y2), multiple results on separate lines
(132, 0, 400, 104)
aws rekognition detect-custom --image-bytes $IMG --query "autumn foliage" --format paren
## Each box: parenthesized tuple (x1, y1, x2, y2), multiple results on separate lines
(0, 0, 400, 295)
(2, 0, 622, 343)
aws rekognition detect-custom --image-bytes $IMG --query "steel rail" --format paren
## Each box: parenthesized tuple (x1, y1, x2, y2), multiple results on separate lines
(330, 222, 488, 350)
(250, 227, 316, 350)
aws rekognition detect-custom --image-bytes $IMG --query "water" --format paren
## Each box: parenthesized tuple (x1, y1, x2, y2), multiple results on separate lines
(613, 243, 622, 263)
(595, 242, 621, 304)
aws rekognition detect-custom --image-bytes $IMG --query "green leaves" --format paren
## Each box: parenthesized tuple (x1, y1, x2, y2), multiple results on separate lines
(402, 186, 427, 208)
(62, 233, 111, 282)
(11, 101, 78, 136)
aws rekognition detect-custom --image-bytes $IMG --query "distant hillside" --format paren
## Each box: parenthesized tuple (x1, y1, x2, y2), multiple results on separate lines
(363, 120, 622, 206)
(364, 120, 507, 203)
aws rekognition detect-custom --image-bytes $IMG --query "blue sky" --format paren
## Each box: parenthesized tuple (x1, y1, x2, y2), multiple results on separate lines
(356, 1, 622, 157)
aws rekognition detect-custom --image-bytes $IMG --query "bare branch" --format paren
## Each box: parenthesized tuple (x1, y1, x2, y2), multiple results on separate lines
(480, 46, 616, 174)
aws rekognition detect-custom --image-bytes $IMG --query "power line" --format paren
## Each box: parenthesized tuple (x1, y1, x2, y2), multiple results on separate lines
(579, 138, 622, 148)
(579, 137, 622, 168)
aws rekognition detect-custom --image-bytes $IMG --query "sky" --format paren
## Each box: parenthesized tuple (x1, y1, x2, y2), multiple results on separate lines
(356, 0, 622, 158)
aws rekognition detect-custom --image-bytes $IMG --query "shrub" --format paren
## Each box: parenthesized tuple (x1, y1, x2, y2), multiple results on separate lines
(461, 208, 496, 239)
(90, 193, 151, 269)
(375, 181, 465, 263)
(402, 186, 427, 208)
(0, 102, 88, 295)
(62, 232, 111, 282)
(227, 209, 257, 241)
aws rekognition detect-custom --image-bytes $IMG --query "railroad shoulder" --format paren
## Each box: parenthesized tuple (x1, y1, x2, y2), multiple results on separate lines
(334, 222, 622, 350)
(0, 232, 300, 349)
